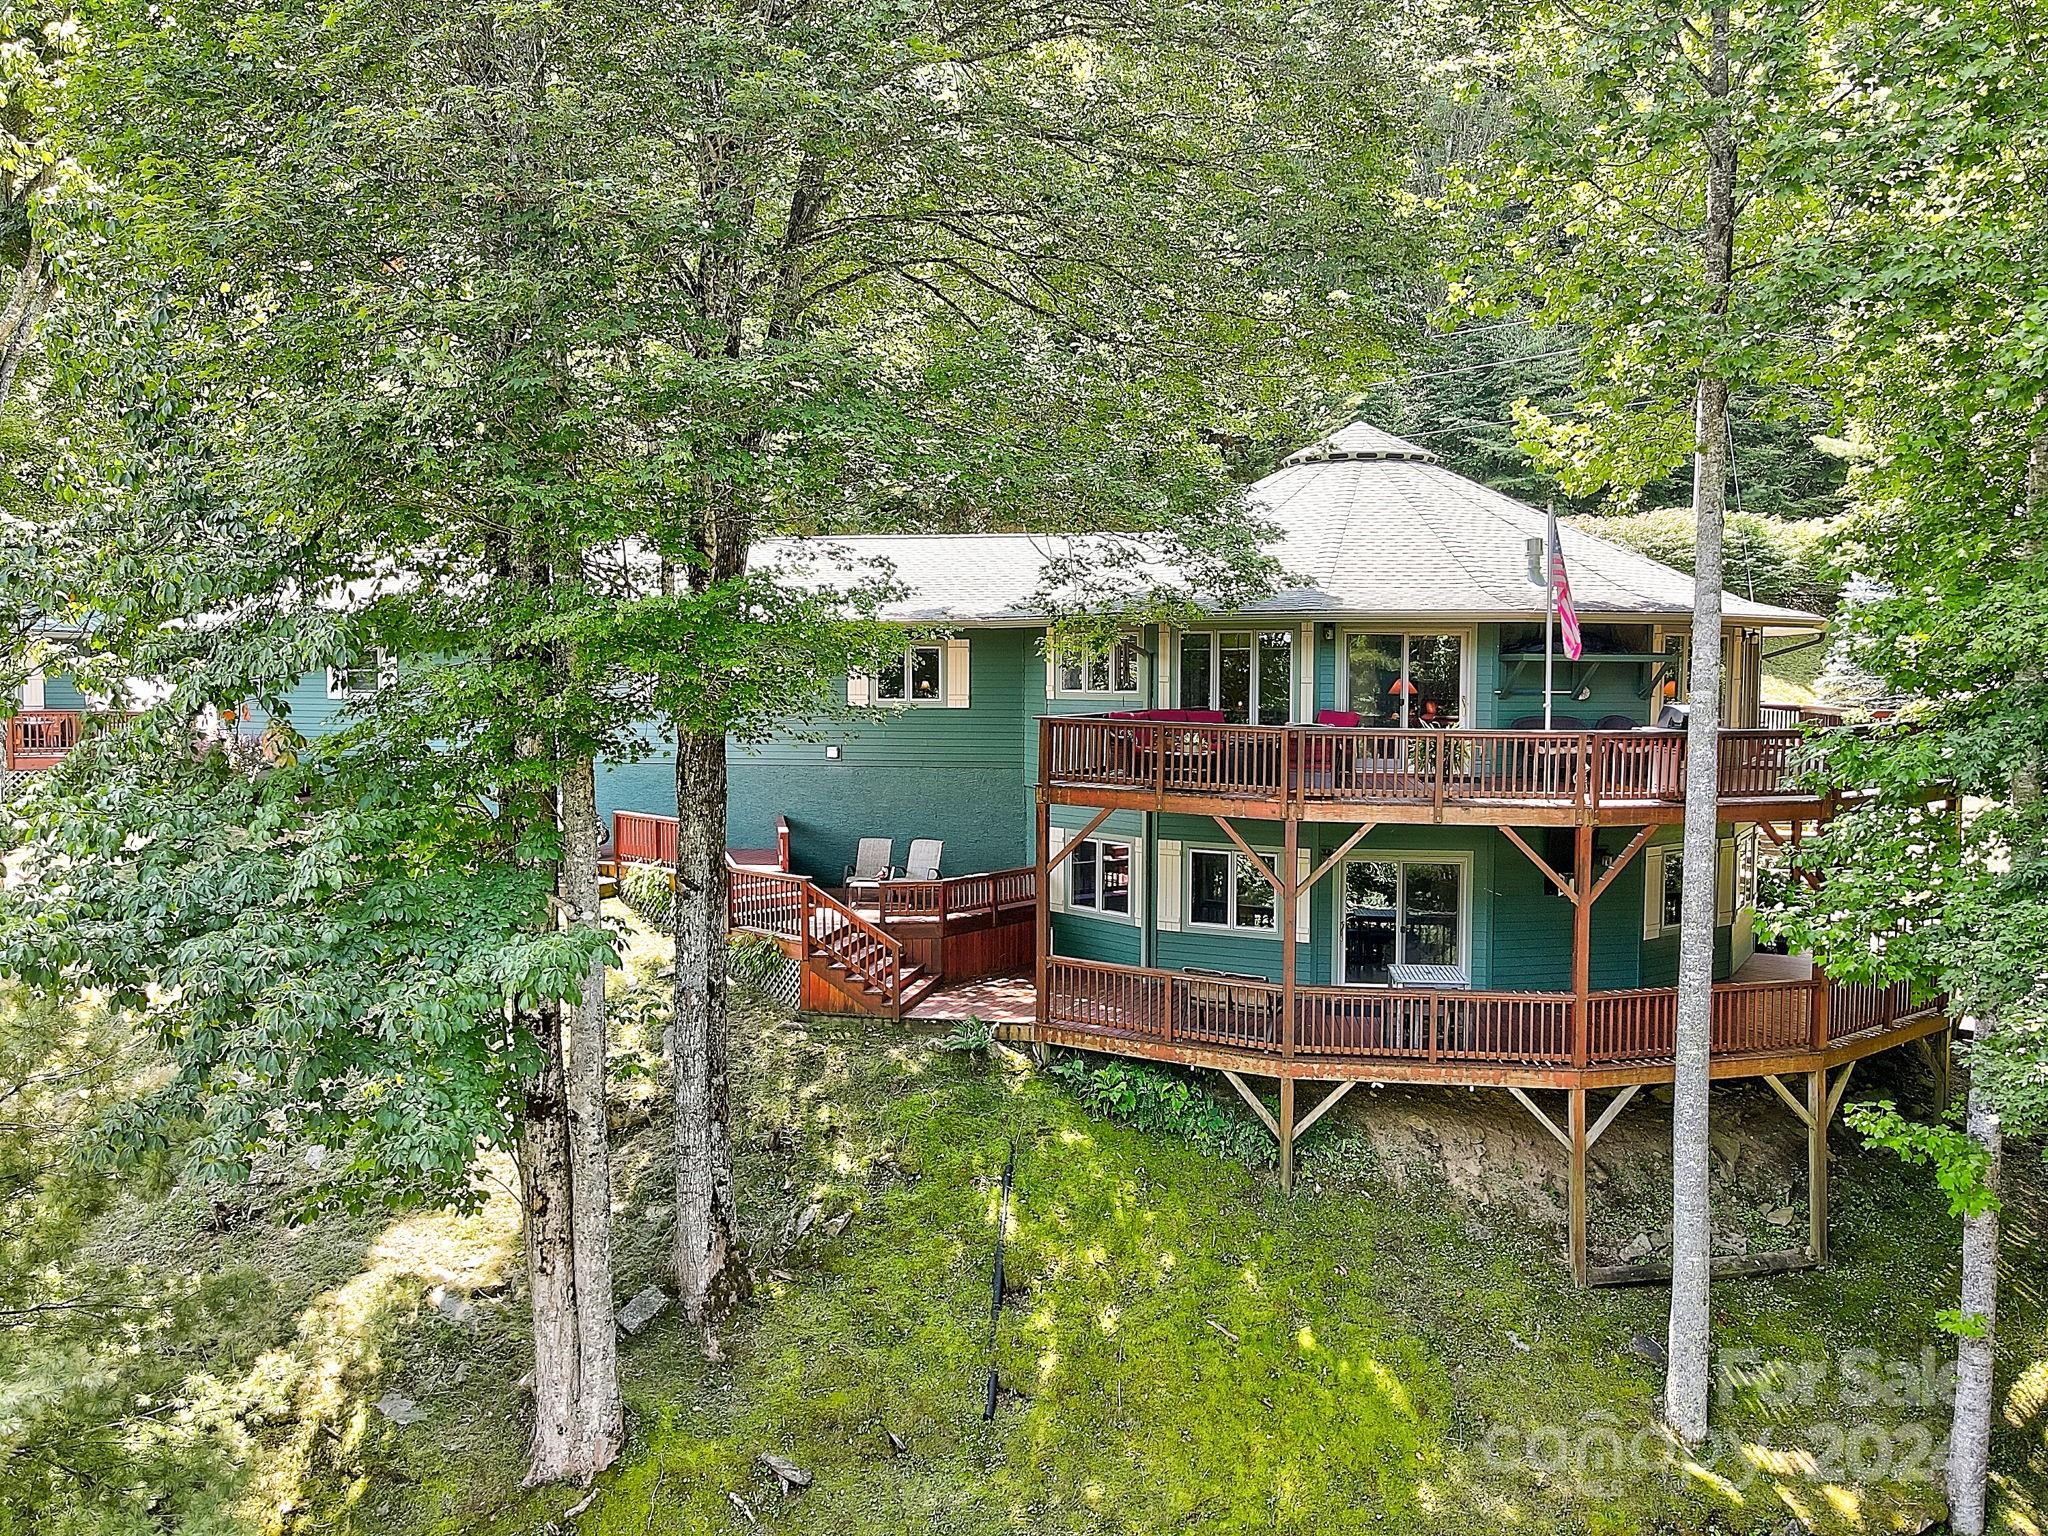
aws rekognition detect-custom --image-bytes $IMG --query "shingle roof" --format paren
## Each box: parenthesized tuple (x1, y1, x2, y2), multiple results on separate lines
(751, 424, 1821, 628)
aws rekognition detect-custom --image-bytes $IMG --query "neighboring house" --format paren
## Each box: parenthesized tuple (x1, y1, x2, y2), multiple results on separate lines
(4, 666, 93, 778)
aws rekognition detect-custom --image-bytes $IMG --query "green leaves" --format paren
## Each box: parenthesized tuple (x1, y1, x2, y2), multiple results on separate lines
(1843, 1100, 1998, 1220)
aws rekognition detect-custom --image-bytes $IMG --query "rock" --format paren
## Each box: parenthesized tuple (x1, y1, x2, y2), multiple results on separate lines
(824, 1211, 853, 1238)
(1710, 1129, 1742, 1174)
(427, 1286, 475, 1326)
(1626, 1331, 1667, 1365)
(757, 1451, 812, 1492)
(1764, 1205, 1798, 1228)
(374, 1391, 424, 1425)
(793, 1201, 823, 1240)
(884, 1430, 908, 1456)
(618, 1285, 670, 1336)
(1617, 1232, 1657, 1263)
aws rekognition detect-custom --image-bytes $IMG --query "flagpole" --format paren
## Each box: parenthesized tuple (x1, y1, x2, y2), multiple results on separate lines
(1544, 503, 1556, 731)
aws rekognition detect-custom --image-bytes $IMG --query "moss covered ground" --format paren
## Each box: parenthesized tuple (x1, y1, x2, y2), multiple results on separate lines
(28, 961, 2048, 1536)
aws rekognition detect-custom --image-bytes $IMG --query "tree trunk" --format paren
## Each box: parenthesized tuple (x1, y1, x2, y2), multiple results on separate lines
(518, 1020, 585, 1485)
(1944, 431, 2043, 1530)
(1946, 1038, 2001, 1535)
(672, 726, 740, 1318)
(1664, 0, 1736, 1447)
(558, 753, 624, 1471)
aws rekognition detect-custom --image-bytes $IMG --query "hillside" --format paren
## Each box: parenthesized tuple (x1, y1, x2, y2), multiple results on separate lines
(8, 932, 2045, 1536)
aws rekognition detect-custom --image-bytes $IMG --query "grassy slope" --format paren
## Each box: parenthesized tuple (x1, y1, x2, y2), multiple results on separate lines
(326, 1005, 2043, 1535)
(42, 982, 2048, 1535)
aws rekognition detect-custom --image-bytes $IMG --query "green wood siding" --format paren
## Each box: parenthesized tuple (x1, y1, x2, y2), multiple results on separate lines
(40, 673, 91, 710)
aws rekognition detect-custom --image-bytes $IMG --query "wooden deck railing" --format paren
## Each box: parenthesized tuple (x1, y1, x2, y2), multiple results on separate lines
(875, 866, 1037, 923)
(1041, 718, 1820, 817)
(728, 866, 903, 1001)
(615, 809, 681, 867)
(4, 710, 82, 771)
(1042, 957, 1934, 1073)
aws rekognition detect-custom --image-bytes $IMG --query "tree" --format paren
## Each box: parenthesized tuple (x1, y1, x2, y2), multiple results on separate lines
(1445, 0, 1853, 1440)
(544, 0, 1439, 1318)
(1770, 0, 2048, 1522)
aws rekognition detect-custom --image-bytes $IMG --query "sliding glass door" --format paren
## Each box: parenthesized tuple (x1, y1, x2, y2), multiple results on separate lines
(1179, 630, 1294, 725)
(1340, 857, 1466, 984)
(1344, 631, 1466, 728)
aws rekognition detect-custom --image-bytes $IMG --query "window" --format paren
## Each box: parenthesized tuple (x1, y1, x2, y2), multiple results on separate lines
(1645, 844, 1686, 938)
(1340, 856, 1466, 983)
(876, 643, 943, 703)
(326, 649, 392, 700)
(1188, 847, 1278, 933)
(1054, 636, 1141, 697)
(1177, 630, 1293, 725)
(1343, 631, 1466, 728)
(1067, 837, 1134, 917)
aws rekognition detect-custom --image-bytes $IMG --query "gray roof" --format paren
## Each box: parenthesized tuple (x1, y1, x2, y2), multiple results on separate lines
(752, 423, 1821, 628)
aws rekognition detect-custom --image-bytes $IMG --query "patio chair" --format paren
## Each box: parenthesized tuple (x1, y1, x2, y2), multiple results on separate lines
(902, 838, 943, 882)
(842, 837, 895, 897)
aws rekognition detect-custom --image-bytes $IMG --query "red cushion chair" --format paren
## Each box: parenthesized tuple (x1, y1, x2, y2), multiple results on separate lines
(1315, 708, 1362, 728)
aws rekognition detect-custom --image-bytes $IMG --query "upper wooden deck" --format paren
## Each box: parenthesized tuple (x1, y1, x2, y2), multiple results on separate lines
(1039, 716, 1835, 825)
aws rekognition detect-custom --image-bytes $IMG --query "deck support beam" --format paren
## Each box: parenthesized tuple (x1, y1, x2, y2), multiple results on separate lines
(1569, 1087, 1589, 1286)
(1808, 1068, 1829, 1264)
(1278, 1077, 1297, 1192)
(1221, 1070, 1280, 1139)
(1292, 1078, 1358, 1143)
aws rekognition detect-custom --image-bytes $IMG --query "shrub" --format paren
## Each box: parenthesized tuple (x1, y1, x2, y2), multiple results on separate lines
(1047, 1055, 1275, 1168)
(618, 864, 676, 929)
(727, 931, 786, 998)
(939, 1016, 998, 1054)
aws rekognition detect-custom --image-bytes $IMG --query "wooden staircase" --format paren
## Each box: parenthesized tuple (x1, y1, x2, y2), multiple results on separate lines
(729, 866, 938, 1018)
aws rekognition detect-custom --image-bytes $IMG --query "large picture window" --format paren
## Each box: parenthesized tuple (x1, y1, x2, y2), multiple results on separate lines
(1067, 837, 1134, 918)
(1187, 847, 1278, 933)
(1340, 856, 1465, 983)
(1177, 630, 1293, 725)
(1054, 637, 1141, 697)
(1344, 631, 1465, 728)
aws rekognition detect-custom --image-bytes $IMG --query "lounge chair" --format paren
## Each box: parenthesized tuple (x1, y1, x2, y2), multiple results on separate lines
(842, 837, 895, 897)
(902, 838, 943, 882)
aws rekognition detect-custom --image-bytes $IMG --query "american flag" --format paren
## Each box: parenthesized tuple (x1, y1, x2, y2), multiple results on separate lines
(1547, 507, 1583, 660)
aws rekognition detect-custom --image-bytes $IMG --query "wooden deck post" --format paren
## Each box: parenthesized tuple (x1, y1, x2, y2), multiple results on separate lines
(1282, 815, 1299, 1062)
(1569, 1086, 1588, 1285)
(1278, 1075, 1296, 1193)
(1572, 822, 1593, 1069)
(1034, 789, 1051, 1046)
(1807, 1067, 1829, 1265)
(1933, 1024, 1953, 1115)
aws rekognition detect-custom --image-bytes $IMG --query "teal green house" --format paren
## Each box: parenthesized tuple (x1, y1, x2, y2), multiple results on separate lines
(605, 423, 1819, 1000)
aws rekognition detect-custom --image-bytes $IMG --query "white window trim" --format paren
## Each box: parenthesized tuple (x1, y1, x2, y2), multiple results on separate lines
(853, 637, 969, 709)
(1644, 844, 1679, 938)
(1184, 843, 1284, 938)
(326, 648, 395, 701)
(1330, 849, 1474, 983)
(1643, 838, 1737, 938)
(1175, 628, 1299, 725)
(1335, 626, 1476, 728)
(1048, 635, 1144, 700)
(1059, 833, 1142, 924)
